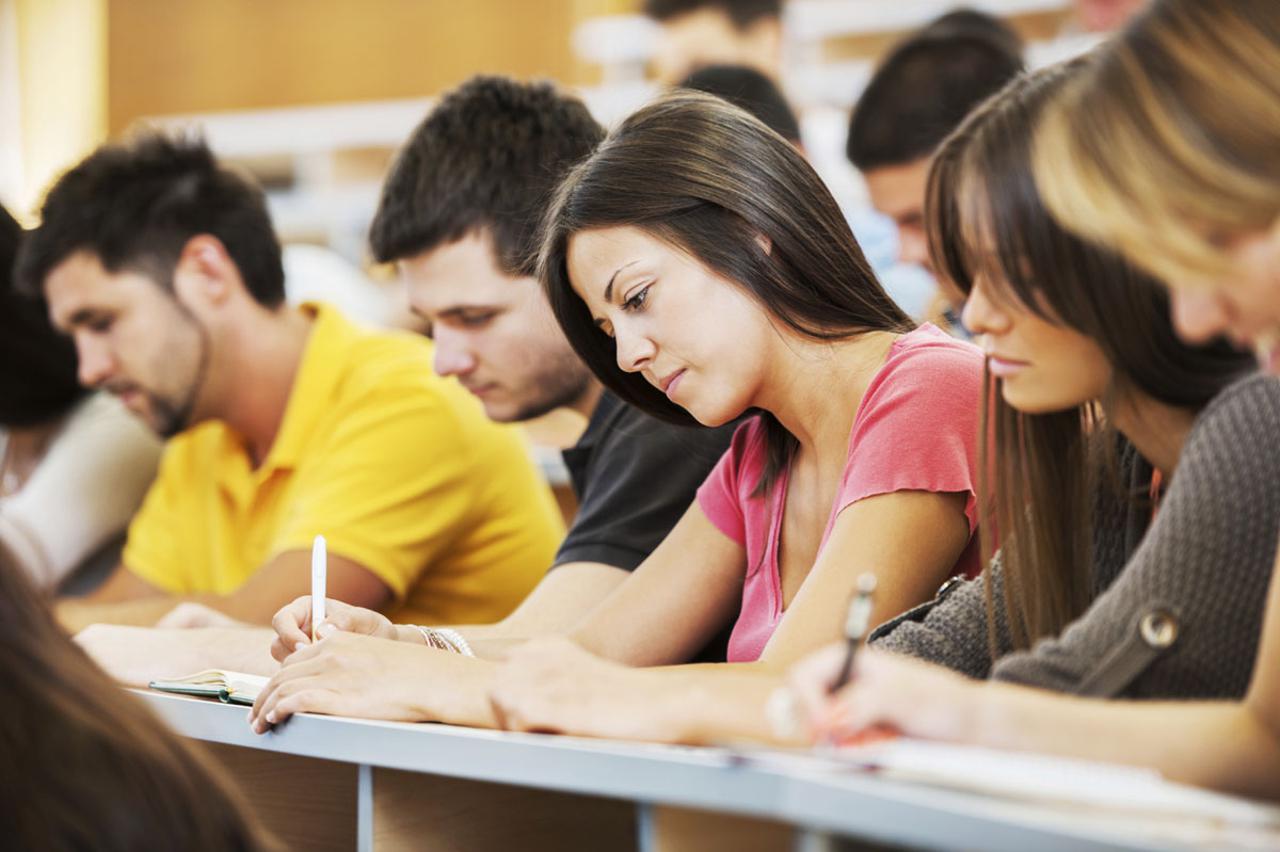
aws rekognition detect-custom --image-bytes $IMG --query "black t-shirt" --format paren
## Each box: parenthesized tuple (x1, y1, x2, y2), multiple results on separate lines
(554, 392, 737, 570)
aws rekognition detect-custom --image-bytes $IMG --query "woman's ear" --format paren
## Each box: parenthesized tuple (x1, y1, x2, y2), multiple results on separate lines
(755, 233, 773, 256)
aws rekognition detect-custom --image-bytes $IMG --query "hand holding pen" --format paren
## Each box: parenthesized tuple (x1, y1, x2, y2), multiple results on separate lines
(831, 572, 878, 693)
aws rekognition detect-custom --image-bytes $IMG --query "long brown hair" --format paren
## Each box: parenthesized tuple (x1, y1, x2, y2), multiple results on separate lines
(927, 60, 1255, 650)
(0, 546, 276, 851)
(1033, 0, 1280, 286)
(539, 90, 912, 495)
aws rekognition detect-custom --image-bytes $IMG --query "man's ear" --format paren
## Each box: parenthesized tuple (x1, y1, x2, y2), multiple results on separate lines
(173, 235, 237, 306)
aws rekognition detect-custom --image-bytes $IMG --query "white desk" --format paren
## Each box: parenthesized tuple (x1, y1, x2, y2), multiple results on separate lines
(139, 690, 1278, 852)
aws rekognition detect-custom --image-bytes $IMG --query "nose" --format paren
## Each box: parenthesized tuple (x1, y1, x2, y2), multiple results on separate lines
(960, 277, 1010, 338)
(75, 334, 116, 388)
(614, 324, 657, 374)
(431, 326, 478, 378)
(1170, 287, 1232, 345)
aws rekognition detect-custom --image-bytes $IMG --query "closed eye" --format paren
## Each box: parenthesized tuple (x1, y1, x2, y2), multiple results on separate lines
(457, 311, 497, 328)
(621, 283, 651, 313)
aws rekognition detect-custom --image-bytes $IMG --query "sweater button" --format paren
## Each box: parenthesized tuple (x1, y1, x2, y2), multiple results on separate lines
(1139, 610, 1179, 649)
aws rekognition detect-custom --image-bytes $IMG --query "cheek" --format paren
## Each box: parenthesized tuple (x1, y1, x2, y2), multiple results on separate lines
(1052, 340, 1111, 402)
(1236, 263, 1280, 326)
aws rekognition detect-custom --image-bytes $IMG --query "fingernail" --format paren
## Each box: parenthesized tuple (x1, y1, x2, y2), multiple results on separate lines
(294, 638, 310, 650)
(317, 622, 337, 638)
(266, 712, 277, 724)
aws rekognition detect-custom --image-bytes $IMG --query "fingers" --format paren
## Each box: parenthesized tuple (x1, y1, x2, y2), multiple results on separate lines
(248, 675, 343, 734)
(248, 653, 336, 733)
(787, 643, 847, 730)
(271, 596, 314, 656)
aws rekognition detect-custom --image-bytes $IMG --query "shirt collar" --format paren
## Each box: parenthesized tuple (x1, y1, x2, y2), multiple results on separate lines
(260, 302, 356, 472)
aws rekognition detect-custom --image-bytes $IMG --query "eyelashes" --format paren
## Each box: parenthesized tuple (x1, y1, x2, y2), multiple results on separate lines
(622, 283, 652, 313)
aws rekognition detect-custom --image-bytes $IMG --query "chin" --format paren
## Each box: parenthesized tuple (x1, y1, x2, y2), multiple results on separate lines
(681, 397, 747, 428)
(482, 402, 522, 424)
(999, 389, 1079, 415)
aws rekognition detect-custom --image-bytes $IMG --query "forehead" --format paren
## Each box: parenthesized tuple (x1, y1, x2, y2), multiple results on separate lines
(398, 232, 531, 312)
(43, 251, 159, 327)
(567, 226, 667, 275)
(863, 159, 930, 218)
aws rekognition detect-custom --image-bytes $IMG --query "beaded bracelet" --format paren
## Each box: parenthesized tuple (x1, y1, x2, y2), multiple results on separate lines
(412, 625, 476, 657)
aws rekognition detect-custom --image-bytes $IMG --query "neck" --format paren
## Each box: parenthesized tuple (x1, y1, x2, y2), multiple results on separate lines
(210, 304, 314, 466)
(1110, 391, 1198, 475)
(753, 329, 899, 462)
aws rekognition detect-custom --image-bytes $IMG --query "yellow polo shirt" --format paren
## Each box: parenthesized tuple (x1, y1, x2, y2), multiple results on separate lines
(123, 304, 563, 625)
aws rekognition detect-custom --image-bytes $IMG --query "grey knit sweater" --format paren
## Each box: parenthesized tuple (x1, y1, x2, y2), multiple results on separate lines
(871, 373, 1280, 699)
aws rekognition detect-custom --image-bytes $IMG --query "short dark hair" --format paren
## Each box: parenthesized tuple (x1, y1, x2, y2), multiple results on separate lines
(0, 205, 87, 428)
(369, 76, 605, 274)
(16, 132, 285, 307)
(922, 8, 1024, 57)
(678, 64, 801, 144)
(643, 0, 781, 29)
(846, 28, 1024, 171)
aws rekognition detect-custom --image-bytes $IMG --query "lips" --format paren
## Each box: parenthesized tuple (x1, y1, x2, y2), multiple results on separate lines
(985, 353, 1029, 379)
(657, 369, 686, 397)
(463, 382, 498, 397)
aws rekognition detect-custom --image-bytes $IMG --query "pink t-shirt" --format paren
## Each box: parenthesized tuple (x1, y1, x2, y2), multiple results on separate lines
(697, 324, 985, 662)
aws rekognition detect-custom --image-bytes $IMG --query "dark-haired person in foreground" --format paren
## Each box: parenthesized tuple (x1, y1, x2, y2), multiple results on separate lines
(847, 12, 1023, 331)
(0, 204, 161, 593)
(19, 133, 562, 636)
(247, 76, 738, 730)
(0, 539, 278, 851)
(644, 0, 783, 84)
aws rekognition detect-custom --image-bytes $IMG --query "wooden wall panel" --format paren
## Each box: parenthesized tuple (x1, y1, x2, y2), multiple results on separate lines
(106, 0, 586, 133)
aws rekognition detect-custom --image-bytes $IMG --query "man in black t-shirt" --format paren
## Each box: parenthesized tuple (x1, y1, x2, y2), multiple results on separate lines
(365, 75, 737, 652)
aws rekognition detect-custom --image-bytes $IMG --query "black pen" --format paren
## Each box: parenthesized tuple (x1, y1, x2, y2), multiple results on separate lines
(830, 573, 877, 693)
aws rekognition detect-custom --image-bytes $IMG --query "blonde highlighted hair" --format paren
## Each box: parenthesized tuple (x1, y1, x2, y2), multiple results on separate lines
(1033, 0, 1280, 287)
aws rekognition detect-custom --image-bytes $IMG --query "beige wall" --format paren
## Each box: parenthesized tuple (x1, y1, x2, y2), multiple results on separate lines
(11, 0, 107, 216)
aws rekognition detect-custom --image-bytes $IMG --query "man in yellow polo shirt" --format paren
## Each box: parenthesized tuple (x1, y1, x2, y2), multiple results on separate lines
(17, 133, 561, 634)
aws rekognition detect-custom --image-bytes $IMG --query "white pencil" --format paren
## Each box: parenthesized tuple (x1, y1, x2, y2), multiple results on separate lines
(311, 535, 327, 642)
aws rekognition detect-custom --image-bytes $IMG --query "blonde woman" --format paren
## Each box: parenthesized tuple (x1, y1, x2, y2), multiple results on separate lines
(790, 0, 1280, 801)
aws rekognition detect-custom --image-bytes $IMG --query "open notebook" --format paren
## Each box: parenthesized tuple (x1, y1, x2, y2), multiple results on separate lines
(729, 738, 1280, 830)
(149, 670, 269, 706)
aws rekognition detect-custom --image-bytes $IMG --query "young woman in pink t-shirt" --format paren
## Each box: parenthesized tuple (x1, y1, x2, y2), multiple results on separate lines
(484, 91, 985, 744)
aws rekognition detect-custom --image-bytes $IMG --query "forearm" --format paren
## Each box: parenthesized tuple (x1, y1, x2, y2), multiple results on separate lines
(968, 682, 1280, 800)
(58, 596, 184, 633)
(76, 626, 279, 687)
(410, 653, 504, 728)
(644, 662, 793, 745)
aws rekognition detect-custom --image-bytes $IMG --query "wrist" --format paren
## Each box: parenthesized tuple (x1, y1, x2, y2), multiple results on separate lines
(395, 624, 425, 645)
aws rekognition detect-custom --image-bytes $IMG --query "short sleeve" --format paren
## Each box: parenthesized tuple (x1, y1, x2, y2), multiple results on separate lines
(695, 418, 764, 546)
(554, 411, 736, 570)
(0, 394, 160, 590)
(837, 341, 983, 529)
(270, 389, 483, 601)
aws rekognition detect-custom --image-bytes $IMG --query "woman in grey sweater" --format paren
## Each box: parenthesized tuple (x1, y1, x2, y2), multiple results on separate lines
(792, 0, 1280, 800)
(868, 58, 1277, 702)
